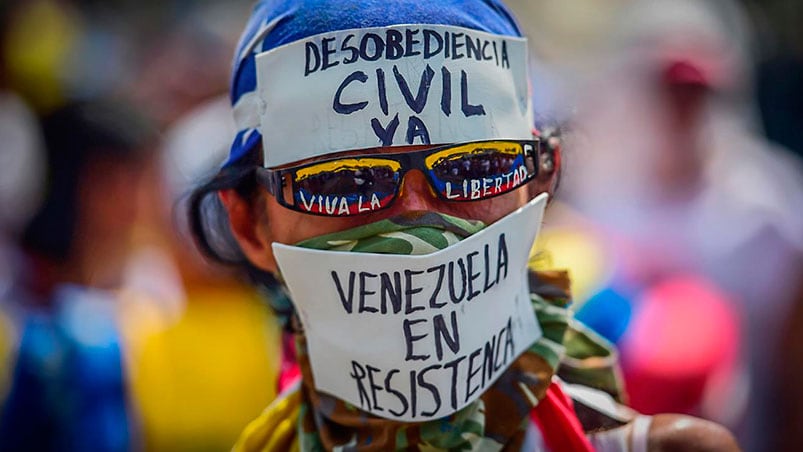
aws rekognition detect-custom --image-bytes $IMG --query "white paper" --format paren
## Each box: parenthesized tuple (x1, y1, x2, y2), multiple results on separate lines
(272, 193, 548, 421)
(254, 24, 533, 167)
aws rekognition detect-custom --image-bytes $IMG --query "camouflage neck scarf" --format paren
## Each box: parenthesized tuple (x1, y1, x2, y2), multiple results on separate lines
(281, 210, 572, 451)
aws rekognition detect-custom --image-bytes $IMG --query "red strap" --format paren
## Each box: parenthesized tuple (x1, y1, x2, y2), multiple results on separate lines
(530, 382, 595, 452)
(278, 332, 302, 393)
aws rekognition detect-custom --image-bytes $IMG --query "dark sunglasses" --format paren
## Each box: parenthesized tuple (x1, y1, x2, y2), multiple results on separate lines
(256, 139, 552, 217)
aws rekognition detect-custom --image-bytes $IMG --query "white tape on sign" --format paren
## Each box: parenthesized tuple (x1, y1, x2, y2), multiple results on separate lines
(254, 24, 533, 168)
(272, 193, 548, 422)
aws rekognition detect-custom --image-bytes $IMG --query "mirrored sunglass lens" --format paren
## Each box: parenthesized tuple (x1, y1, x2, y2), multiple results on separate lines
(292, 159, 400, 215)
(428, 144, 530, 201)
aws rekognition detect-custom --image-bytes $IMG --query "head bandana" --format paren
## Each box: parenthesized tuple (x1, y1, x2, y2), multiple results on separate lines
(226, 0, 529, 167)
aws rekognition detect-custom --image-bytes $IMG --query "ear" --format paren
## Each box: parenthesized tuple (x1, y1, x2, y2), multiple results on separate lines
(219, 189, 278, 273)
(546, 134, 562, 197)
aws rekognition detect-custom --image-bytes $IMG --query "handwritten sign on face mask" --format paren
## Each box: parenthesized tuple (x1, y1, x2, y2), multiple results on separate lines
(272, 193, 547, 422)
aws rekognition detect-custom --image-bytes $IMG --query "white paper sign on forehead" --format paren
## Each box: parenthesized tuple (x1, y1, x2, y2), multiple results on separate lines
(255, 24, 532, 168)
(272, 193, 548, 422)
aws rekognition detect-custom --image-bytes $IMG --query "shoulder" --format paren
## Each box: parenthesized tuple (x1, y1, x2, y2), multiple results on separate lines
(231, 381, 302, 452)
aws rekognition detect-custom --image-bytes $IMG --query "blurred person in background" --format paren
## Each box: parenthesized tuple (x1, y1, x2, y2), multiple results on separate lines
(114, 3, 282, 447)
(0, 88, 46, 426)
(540, 0, 803, 449)
(0, 0, 47, 411)
(0, 0, 42, 430)
(1, 1, 283, 449)
(0, 99, 157, 451)
(118, 95, 281, 451)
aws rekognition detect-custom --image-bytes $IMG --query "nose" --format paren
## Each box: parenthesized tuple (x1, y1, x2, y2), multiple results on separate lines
(390, 169, 439, 213)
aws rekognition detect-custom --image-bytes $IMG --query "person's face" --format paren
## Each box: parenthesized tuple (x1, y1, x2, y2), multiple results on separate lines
(222, 143, 550, 274)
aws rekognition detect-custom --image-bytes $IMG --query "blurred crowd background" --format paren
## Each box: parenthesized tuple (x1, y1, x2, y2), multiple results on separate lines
(0, 0, 801, 451)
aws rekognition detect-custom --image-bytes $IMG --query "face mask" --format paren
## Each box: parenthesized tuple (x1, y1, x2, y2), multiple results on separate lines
(272, 193, 548, 422)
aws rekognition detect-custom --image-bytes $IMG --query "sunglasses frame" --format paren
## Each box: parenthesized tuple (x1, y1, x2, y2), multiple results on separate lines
(256, 139, 548, 217)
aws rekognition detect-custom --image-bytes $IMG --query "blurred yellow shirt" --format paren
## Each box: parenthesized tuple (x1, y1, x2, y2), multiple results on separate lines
(120, 284, 281, 451)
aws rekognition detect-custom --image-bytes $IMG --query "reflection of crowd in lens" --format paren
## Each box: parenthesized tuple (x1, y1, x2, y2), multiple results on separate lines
(296, 165, 399, 198)
(433, 149, 519, 185)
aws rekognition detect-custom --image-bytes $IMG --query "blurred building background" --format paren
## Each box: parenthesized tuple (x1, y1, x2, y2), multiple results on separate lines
(0, 0, 801, 451)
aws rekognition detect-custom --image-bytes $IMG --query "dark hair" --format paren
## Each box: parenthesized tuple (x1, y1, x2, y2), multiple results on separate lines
(187, 146, 292, 322)
(188, 147, 260, 266)
(21, 99, 156, 261)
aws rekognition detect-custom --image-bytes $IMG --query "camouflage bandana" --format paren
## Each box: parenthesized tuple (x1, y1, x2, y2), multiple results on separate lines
(278, 210, 572, 451)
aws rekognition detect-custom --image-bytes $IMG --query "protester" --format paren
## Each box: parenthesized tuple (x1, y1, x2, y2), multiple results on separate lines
(188, 1, 738, 450)
(0, 99, 157, 451)
(556, 0, 803, 448)
(119, 96, 281, 450)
